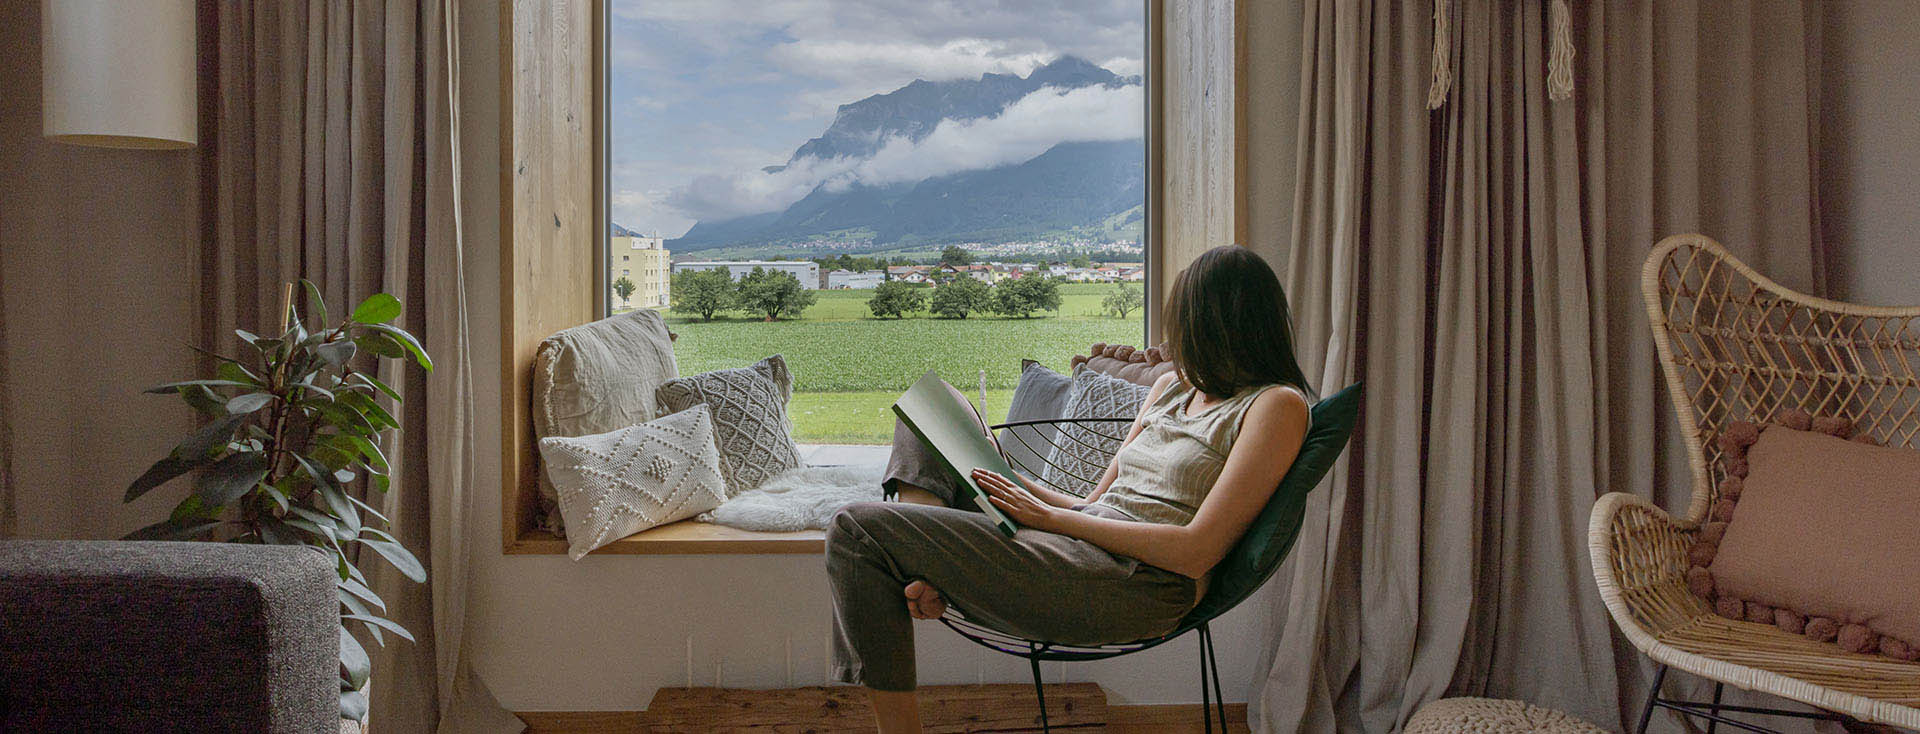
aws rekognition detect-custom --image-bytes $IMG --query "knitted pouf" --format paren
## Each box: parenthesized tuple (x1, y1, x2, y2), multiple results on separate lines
(1405, 698, 1608, 734)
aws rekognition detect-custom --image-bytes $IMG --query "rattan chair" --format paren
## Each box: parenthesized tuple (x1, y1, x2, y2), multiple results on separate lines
(941, 383, 1360, 733)
(1589, 234, 1920, 733)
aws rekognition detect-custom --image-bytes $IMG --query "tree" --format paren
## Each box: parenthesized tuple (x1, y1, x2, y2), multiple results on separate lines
(867, 280, 926, 319)
(1102, 282, 1143, 319)
(928, 276, 992, 319)
(939, 245, 973, 267)
(990, 275, 1063, 319)
(1070, 254, 1092, 268)
(612, 277, 636, 308)
(735, 266, 816, 321)
(670, 268, 735, 322)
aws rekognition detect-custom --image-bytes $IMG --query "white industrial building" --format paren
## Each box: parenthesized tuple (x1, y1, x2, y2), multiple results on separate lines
(671, 260, 821, 289)
(826, 269, 885, 289)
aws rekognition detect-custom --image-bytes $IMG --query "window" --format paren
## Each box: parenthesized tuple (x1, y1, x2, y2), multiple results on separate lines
(607, 2, 1149, 446)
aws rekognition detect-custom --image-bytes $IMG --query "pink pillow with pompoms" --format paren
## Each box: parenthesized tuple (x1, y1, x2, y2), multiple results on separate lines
(1689, 411, 1920, 660)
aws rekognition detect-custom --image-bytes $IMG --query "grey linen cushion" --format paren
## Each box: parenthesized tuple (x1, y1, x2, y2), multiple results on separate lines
(0, 540, 337, 733)
(539, 405, 728, 559)
(1041, 366, 1153, 496)
(996, 360, 1074, 478)
(532, 309, 680, 536)
(656, 354, 803, 496)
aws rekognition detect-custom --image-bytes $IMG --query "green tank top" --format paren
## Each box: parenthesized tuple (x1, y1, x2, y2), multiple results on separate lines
(1089, 379, 1295, 526)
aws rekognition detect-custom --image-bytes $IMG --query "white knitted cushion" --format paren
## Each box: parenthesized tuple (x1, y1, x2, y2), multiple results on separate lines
(1404, 697, 1607, 734)
(656, 355, 802, 496)
(538, 405, 727, 560)
(1041, 366, 1152, 496)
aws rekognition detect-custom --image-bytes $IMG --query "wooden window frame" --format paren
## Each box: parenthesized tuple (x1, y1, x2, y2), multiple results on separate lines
(500, 0, 1191, 556)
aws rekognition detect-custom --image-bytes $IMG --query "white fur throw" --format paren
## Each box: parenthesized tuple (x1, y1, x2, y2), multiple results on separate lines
(696, 463, 887, 532)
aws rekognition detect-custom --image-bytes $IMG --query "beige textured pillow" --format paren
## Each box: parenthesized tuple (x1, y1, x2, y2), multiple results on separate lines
(1691, 414, 1920, 659)
(531, 310, 680, 535)
(538, 405, 725, 560)
(656, 355, 802, 496)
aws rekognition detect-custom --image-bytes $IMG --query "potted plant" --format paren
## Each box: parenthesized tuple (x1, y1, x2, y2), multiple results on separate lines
(124, 282, 432, 722)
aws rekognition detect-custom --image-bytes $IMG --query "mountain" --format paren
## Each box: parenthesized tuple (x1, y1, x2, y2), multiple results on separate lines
(788, 55, 1125, 163)
(671, 56, 1143, 252)
(610, 221, 642, 237)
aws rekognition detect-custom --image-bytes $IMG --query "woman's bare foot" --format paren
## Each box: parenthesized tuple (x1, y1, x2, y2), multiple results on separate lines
(904, 580, 946, 619)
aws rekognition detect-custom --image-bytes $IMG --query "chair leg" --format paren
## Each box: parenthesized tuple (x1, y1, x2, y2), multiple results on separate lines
(1707, 681, 1725, 734)
(1203, 625, 1229, 733)
(1028, 646, 1050, 734)
(1635, 665, 1668, 734)
(1199, 627, 1214, 734)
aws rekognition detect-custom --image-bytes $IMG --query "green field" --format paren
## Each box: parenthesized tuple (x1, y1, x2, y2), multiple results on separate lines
(655, 283, 1144, 444)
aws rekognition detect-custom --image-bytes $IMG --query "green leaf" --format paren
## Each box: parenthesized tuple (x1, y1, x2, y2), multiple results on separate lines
(358, 536, 425, 583)
(315, 340, 356, 368)
(365, 322, 433, 372)
(341, 392, 397, 430)
(226, 392, 275, 415)
(337, 592, 380, 645)
(258, 516, 305, 546)
(125, 456, 201, 503)
(234, 329, 263, 346)
(168, 494, 219, 523)
(349, 372, 402, 402)
(301, 279, 330, 328)
(354, 332, 407, 360)
(344, 613, 415, 643)
(145, 379, 255, 395)
(181, 384, 226, 416)
(177, 414, 247, 459)
(214, 361, 263, 386)
(350, 293, 402, 324)
(193, 452, 269, 507)
(319, 484, 361, 534)
(347, 493, 390, 526)
(338, 576, 386, 613)
(340, 626, 371, 689)
(340, 689, 369, 721)
(344, 435, 389, 470)
(124, 517, 222, 541)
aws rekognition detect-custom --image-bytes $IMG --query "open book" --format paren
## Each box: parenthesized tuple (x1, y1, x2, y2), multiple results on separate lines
(890, 370, 1021, 537)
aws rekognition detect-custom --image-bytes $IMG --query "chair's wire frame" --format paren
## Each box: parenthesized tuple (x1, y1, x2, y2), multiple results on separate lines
(1591, 234, 1920, 734)
(936, 416, 1234, 734)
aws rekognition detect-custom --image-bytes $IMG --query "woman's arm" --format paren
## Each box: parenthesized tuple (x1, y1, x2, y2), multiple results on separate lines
(976, 385, 1309, 579)
(1013, 371, 1181, 509)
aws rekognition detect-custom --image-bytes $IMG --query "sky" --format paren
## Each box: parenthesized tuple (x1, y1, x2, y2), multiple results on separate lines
(609, 0, 1146, 238)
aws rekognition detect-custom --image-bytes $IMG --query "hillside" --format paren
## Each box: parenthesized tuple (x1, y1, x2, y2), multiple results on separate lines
(670, 56, 1143, 252)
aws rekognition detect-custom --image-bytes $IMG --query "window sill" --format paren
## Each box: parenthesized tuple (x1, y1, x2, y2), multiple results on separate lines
(505, 520, 825, 556)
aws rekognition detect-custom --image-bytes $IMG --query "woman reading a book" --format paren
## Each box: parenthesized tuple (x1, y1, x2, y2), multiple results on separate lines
(827, 246, 1314, 733)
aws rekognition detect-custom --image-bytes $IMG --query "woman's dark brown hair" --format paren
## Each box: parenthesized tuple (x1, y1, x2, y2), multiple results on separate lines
(1162, 245, 1313, 399)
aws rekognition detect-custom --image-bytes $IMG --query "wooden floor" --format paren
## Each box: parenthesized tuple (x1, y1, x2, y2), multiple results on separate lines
(518, 684, 1251, 733)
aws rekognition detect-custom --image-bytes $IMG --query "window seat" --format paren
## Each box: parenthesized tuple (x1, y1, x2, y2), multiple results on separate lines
(511, 522, 825, 556)
(503, 444, 888, 556)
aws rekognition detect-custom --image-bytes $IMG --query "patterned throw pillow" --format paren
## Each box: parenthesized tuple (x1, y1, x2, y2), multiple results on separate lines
(1041, 366, 1152, 496)
(538, 405, 727, 560)
(656, 355, 803, 496)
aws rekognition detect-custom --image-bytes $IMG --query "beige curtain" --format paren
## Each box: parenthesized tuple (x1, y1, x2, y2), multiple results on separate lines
(199, 2, 520, 732)
(1255, 1, 1827, 732)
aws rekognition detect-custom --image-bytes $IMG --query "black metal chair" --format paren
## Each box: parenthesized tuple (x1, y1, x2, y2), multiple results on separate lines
(941, 384, 1362, 733)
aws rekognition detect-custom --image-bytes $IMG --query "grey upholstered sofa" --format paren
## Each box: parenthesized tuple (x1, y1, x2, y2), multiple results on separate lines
(0, 540, 339, 733)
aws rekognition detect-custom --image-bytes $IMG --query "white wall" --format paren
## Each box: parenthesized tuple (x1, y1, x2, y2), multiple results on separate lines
(0, 0, 199, 541)
(1818, 0, 1920, 306)
(455, 2, 1291, 713)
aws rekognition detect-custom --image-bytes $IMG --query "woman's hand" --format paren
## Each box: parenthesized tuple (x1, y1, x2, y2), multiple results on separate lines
(973, 468, 1061, 531)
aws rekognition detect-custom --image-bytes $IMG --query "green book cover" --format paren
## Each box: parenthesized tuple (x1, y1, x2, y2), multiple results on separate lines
(891, 370, 1021, 537)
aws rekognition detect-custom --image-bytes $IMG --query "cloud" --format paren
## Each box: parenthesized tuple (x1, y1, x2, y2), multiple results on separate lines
(662, 83, 1142, 223)
(850, 84, 1142, 186)
(1100, 56, 1143, 78)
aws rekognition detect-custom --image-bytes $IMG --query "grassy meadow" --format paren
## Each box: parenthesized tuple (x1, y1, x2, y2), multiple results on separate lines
(651, 283, 1145, 444)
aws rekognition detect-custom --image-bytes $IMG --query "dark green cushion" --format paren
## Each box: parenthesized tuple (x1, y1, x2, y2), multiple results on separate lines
(1178, 382, 1362, 628)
